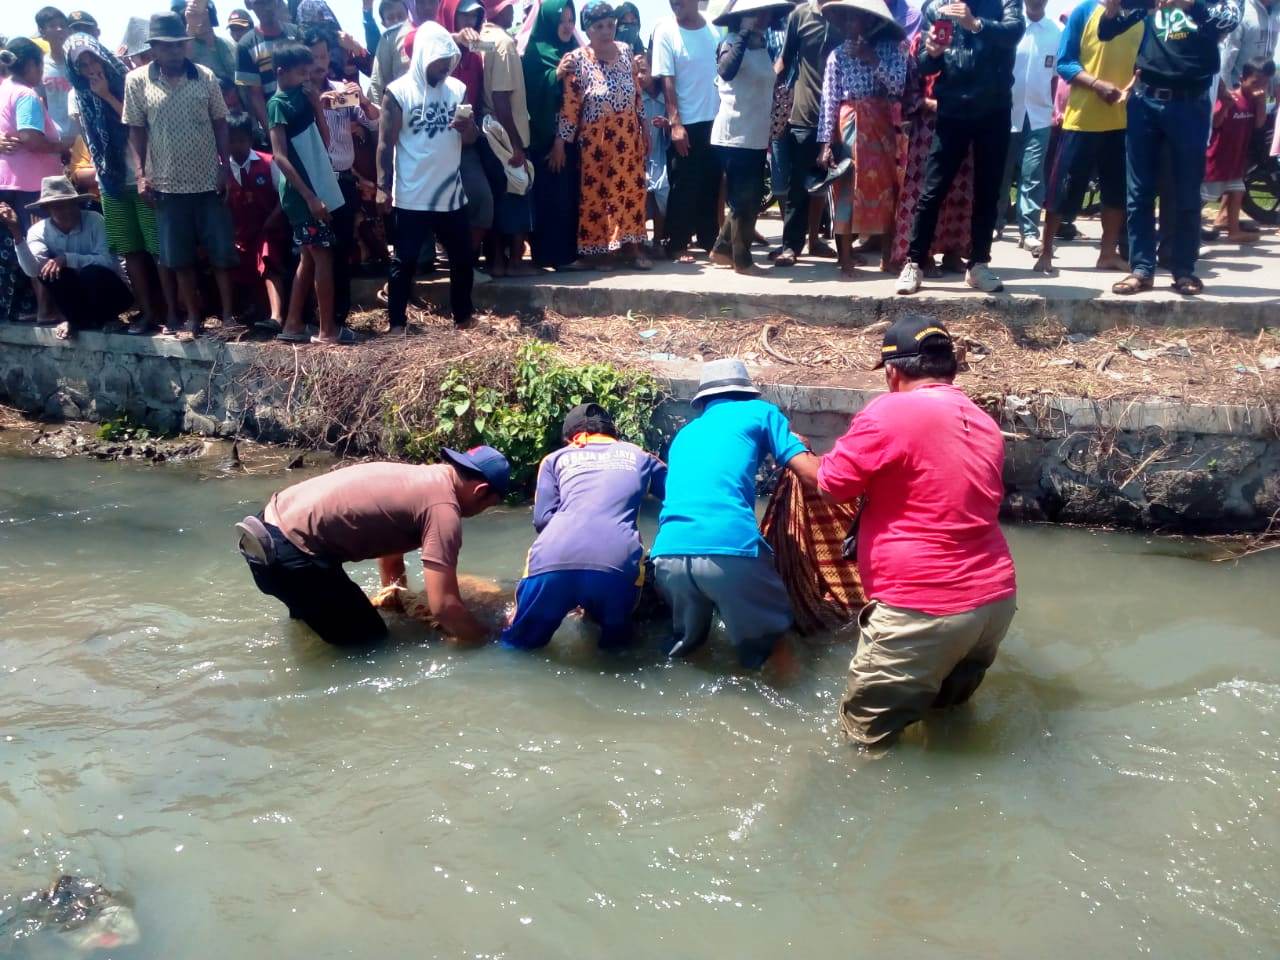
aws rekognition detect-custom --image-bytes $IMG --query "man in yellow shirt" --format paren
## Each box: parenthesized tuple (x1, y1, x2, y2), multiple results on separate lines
(1032, 0, 1142, 273)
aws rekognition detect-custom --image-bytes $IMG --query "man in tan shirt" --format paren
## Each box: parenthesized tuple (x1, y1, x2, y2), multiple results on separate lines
(239, 446, 510, 647)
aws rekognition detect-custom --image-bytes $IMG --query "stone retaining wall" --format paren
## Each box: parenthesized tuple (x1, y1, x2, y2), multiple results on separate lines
(2, 325, 1277, 532)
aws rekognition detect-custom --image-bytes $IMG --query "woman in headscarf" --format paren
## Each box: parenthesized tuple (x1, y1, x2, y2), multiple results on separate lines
(551, 1, 650, 269)
(815, 0, 906, 278)
(63, 33, 167, 334)
(521, 0, 583, 269)
(614, 2, 642, 52)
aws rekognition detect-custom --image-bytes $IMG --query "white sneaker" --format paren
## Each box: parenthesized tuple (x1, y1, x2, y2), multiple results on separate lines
(895, 262, 923, 295)
(965, 263, 1004, 293)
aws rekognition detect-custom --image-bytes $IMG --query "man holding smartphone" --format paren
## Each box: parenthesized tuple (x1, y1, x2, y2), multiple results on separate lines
(896, 0, 1026, 296)
(1098, 0, 1242, 296)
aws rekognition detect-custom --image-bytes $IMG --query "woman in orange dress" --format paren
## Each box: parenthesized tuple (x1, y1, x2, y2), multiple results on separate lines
(549, 0, 651, 269)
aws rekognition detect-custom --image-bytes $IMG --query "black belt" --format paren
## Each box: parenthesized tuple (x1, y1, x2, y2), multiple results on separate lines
(1135, 81, 1206, 102)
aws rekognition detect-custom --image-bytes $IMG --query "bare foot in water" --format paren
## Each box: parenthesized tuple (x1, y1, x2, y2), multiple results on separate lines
(1096, 254, 1128, 271)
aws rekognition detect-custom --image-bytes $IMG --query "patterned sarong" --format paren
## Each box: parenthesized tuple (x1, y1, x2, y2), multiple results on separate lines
(760, 471, 866, 636)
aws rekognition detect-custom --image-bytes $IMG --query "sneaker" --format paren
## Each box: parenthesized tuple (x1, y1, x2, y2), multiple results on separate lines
(965, 263, 1004, 293)
(895, 261, 923, 295)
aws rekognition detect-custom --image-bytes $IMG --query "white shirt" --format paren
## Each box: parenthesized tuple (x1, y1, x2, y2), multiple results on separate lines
(1010, 15, 1061, 132)
(17, 211, 125, 281)
(650, 18, 721, 126)
(388, 74, 467, 212)
(230, 149, 285, 191)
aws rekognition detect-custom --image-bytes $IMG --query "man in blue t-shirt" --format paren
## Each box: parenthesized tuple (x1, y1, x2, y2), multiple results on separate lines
(651, 359, 820, 669)
(501, 404, 668, 652)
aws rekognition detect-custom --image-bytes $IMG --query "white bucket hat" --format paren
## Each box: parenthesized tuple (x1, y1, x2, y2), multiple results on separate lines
(691, 358, 762, 409)
(482, 115, 535, 195)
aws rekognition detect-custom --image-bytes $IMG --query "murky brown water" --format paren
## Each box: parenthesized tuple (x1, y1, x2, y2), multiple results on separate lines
(2, 453, 1278, 958)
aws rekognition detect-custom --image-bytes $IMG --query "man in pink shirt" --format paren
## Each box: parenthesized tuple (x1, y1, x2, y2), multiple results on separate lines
(800, 315, 1017, 747)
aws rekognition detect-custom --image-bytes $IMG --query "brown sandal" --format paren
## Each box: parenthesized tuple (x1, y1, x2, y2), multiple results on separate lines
(1171, 275, 1203, 296)
(1112, 274, 1153, 295)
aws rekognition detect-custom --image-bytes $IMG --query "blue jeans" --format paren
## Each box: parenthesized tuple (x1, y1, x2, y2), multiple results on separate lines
(996, 119, 1051, 241)
(1125, 90, 1211, 279)
(501, 569, 640, 651)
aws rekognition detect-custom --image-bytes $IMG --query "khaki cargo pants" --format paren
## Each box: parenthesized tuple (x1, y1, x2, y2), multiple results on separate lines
(840, 595, 1017, 747)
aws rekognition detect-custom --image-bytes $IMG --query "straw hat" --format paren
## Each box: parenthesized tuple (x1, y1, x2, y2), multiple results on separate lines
(691, 358, 761, 409)
(821, 0, 904, 41)
(712, 0, 795, 26)
(25, 176, 84, 211)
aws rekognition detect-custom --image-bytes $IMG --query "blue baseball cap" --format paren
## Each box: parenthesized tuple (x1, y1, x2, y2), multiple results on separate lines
(442, 445, 511, 496)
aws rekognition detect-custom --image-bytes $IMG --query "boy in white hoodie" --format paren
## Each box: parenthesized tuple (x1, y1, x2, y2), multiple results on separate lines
(375, 21, 478, 329)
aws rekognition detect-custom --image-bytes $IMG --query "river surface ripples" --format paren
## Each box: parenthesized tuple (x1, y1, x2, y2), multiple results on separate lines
(1, 454, 1277, 958)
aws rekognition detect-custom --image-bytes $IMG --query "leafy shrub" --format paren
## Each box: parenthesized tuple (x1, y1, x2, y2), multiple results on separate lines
(391, 343, 663, 495)
(95, 416, 153, 442)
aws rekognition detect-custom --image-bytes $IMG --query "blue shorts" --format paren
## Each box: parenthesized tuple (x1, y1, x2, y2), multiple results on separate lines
(500, 569, 640, 651)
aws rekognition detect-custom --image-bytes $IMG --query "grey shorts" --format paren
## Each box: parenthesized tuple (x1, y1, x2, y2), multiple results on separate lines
(459, 146, 493, 231)
(652, 552, 793, 668)
(154, 190, 238, 271)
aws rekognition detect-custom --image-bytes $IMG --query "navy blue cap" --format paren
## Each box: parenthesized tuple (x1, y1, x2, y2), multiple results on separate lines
(442, 446, 511, 496)
(873, 314, 954, 369)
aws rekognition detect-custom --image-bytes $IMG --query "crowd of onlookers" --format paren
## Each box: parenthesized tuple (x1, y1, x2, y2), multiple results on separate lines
(0, 0, 1274, 341)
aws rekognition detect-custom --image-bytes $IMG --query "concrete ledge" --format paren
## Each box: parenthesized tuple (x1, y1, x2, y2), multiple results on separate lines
(391, 273, 1280, 333)
(2, 324, 1277, 532)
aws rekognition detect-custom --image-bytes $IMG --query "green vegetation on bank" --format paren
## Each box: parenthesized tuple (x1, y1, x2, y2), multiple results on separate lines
(385, 342, 663, 494)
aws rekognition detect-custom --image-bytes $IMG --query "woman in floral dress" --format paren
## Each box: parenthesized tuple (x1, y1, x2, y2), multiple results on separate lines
(549, 0, 651, 269)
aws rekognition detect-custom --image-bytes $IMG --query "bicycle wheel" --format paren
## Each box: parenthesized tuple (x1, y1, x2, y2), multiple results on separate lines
(1242, 157, 1280, 226)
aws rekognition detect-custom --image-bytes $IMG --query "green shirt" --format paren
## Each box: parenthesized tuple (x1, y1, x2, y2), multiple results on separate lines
(266, 85, 344, 226)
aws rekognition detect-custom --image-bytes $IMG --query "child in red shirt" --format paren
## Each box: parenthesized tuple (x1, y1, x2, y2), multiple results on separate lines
(226, 112, 292, 329)
(1202, 58, 1272, 243)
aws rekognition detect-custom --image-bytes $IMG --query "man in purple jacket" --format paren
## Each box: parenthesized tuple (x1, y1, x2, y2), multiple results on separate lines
(501, 403, 667, 652)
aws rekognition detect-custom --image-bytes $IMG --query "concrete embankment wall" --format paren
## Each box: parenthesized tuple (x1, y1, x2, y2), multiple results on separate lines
(2, 325, 1277, 533)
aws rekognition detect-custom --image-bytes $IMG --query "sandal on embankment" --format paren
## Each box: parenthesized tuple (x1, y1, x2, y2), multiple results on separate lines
(1111, 274, 1153, 296)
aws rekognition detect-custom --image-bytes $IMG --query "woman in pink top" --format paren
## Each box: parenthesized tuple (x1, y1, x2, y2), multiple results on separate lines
(0, 39, 66, 230)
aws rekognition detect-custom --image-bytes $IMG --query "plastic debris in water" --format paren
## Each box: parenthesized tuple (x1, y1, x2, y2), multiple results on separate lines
(1, 876, 140, 953)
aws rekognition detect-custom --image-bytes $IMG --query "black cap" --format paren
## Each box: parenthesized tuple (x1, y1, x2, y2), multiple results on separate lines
(561, 402, 617, 441)
(67, 10, 99, 32)
(873, 315, 954, 369)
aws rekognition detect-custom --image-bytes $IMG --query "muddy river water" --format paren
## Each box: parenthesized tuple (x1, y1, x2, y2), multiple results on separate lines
(1, 453, 1277, 958)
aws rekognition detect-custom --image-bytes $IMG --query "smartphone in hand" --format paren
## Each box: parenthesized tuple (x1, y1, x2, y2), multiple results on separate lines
(933, 19, 955, 46)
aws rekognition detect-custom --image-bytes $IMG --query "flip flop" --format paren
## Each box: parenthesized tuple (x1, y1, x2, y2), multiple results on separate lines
(275, 330, 310, 343)
(1112, 274, 1153, 295)
(1170, 275, 1203, 296)
(254, 317, 284, 334)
